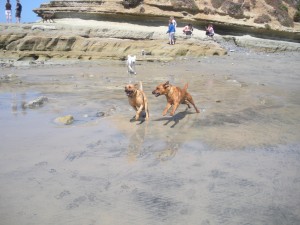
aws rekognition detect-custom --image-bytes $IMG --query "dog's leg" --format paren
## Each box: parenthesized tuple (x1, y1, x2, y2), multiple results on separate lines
(132, 62, 136, 74)
(135, 105, 144, 121)
(144, 101, 149, 120)
(187, 95, 200, 113)
(130, 105, 138, 119)
(128, 64, 136, 75)
(163, 103, 172, 116)
(170, 103, 180, 116)
(184, 100, 191, 108)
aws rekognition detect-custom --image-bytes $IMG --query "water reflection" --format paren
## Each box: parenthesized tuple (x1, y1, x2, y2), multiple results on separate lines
(126, 110, 196, 162)
(127, 122, 148, 163)
(10, 93, 27, 116)
(0, 92, 43, 117)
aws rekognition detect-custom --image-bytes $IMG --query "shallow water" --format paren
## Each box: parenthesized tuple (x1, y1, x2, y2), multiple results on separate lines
(0, 52, 300, 225)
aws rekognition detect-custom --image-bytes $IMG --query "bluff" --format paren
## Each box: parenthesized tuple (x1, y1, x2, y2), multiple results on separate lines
(33, 0, 300, 41)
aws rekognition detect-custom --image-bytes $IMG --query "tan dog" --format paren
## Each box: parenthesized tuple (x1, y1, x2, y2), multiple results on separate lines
(125, 81, 149, 120)
(152, 81, 200, 116)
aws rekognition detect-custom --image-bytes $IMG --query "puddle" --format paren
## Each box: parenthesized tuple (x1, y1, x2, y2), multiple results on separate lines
(0, 92, 41, 117)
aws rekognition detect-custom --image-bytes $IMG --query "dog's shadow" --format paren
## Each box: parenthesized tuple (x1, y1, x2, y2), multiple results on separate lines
(130, 118, 146, 124)
(129, 111, 147, 124)
(154, 109, 194, 128)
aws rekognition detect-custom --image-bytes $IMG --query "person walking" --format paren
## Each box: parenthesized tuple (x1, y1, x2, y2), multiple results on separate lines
(5, 0, 12, 23)
(15, 0, 22, 23)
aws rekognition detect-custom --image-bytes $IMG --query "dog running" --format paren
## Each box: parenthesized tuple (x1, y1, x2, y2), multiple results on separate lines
(152, 81, 200, 116)
(125, 81, 149, 121)
(127, 55, 137, 75)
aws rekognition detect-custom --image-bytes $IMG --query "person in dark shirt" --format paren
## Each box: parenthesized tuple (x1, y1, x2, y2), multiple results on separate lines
(5, 0, 12, 23)
(16, 0, 22, 23)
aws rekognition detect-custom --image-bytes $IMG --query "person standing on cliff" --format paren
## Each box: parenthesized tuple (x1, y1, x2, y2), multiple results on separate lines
(169, 16, 177, 44)
(166, 19, 176, 45)
(5, 0, 12, 23)
(15, 0, 22, 23)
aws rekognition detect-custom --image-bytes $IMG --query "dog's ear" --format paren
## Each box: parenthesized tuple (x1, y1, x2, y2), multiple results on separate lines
(163, 81, 170, 88)
(134, 83, 139, 88)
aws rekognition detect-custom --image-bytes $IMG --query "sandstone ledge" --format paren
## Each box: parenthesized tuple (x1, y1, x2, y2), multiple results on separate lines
(0, 19, 227, 61)
(0, 19, 300, 62)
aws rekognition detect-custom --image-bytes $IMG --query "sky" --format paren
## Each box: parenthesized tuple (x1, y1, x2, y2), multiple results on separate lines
(0, 0, 49, 23)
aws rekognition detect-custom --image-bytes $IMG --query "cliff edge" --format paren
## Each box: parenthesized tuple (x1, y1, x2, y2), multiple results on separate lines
(33, 0, 300, 42)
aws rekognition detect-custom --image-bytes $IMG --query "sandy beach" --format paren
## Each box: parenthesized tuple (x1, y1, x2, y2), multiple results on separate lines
(1, 48, 300, 225)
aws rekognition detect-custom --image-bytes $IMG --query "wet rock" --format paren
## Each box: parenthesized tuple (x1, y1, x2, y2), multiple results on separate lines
(23, 96, 48, 108)
(96, 111, 105, 117)
(55, 115, 74, 125)
(0, 74, 17, 82)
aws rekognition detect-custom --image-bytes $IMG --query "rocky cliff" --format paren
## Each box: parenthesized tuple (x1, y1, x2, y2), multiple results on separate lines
(33, 0, 300, 41)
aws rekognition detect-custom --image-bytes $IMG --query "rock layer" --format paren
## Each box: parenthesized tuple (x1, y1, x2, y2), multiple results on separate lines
(0, 22, 227, 61)
(32, 0, 300, 42)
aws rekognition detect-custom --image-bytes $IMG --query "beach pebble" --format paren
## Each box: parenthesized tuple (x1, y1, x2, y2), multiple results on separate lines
(55, 115, 74, 125)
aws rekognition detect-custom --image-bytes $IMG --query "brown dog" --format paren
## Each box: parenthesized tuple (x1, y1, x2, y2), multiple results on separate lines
(152, 81, 200, 116)
(125, 81, 149, 120)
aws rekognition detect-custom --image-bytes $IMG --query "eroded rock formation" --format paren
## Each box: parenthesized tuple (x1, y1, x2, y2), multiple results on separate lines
(33, 0, 300, 41)
(0, 22, 227, 61)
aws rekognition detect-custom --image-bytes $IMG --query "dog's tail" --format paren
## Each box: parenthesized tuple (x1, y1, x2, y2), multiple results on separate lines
(183, 83, 189, 91)
(139, 81, 143, 91)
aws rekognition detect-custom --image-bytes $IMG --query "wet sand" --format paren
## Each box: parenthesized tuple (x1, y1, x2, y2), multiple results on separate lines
(0, 51, 300, 225)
